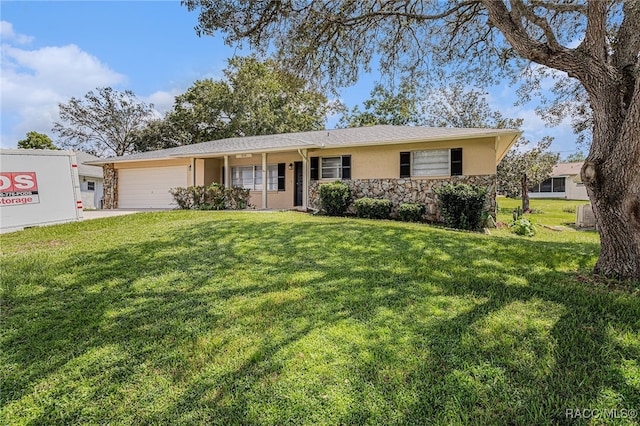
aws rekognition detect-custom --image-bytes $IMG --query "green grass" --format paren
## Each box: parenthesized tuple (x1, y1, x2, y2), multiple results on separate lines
(1, 207, 638, 425)
(497, 196, 591, 227)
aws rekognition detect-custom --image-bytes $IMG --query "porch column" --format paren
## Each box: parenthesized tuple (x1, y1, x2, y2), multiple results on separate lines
(262, 152, 268, 209)
(190, 158, 196, 186)
(224, 155, 230, 188)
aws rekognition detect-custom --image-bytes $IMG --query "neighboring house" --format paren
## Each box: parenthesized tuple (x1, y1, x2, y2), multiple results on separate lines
(529, 161, 589, 201)
(75, 151, 104, 209)
(87, 125, 520, 220)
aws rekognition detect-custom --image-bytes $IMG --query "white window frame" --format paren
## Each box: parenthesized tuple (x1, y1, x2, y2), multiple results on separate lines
(411, 149, 451, 177)
(231, 164, 278, 190)
(530, 177, 566, 193)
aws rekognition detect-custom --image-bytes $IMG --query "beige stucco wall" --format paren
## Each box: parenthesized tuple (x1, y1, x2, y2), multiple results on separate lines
(307, 137, 497, 182)
(566, 176, 589, 200)
(108, 136, 500, 210)
(195, 158, 222, 186)
(222, 152, 303, 210)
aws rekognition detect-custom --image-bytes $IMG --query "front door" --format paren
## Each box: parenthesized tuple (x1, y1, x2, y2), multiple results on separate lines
(294, 161, 303, 207)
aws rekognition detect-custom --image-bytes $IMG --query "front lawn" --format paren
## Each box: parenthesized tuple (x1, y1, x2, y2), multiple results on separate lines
(1, 211, 638, 425)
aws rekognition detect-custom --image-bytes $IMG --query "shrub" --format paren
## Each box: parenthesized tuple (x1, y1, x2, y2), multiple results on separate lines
(397, 203, 425, 222)
(511, 217, 537, 237)
(169, 187, 194, 209)
(319, 181, 351, 216)
(170, 184, 251, 210)
(226, 186, 251, 210)
(354, 197, 393, 220)
(436, 183, 487, 231)
(208, 183, 227, 210)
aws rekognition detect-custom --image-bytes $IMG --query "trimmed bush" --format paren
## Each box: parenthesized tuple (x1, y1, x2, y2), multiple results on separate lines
(398, 203, 425, 222)
(354, 197, 393, 220)
(170, 184, 251, 210)
(169, 187, 195, 210)
(319, 181, 351, 216)
(436, 183, 487, 231)
(226, 186, 251, 210)
(208, 183, 227, 210)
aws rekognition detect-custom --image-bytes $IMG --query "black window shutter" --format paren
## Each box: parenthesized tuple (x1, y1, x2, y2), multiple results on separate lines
(222, 166, 225, 185)
(450, 148, 463, 176)
(341, 155, 351, 180)
(277, 163, 286, 191)
(310, 157, 319, 180)
(400, 152, 411, 178)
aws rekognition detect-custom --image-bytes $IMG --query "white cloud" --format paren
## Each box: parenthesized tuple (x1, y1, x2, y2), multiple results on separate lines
(1, 29, 126, 148)
(0, 21, 34, 44)
(143, 89, 181, 116)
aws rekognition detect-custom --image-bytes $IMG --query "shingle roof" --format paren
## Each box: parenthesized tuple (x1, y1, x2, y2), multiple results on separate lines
(87, 125, 521, 164)
(75, 151, 104, 178)
(552, 162, 583, 176)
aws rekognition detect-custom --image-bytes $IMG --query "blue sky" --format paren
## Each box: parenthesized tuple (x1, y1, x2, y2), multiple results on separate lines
(1, 1, 583, 157)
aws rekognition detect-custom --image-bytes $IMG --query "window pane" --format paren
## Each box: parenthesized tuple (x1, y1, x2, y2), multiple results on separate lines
(254, 166, 263, 190)
(267, 164, 278, 191)
(232, 166, 256, 189)
(540, 178, 552, 192)
(413, 150, 449, 176)
(552, 177, 565, 192)
(321, 157, 342, 179)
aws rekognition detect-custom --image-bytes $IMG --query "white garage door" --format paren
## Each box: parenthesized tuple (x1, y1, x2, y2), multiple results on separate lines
(118, 166, 187, 208)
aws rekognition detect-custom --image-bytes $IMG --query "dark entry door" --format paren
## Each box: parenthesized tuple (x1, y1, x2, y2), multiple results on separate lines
(294, 161, 303, 207)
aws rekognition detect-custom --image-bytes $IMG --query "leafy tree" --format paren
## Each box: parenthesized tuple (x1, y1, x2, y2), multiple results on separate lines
(497, 137, 559, 212)
(421, 80, 555, 212)
(422, 79, 523, 130)
(17, 131, 59, 150)
(564, 151, 587, 162)
(183, 0, 640, 279)
(52, 87, 156, 156)
(152, 56, 332, 147)
(131, 119, 188, 152)
(338, 81, 424, 127)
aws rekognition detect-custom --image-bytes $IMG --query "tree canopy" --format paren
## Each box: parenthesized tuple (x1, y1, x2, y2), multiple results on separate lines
(53, 87, 156, 157)
(183, 0, 640, 279)
(136, 56, 334, 151)
(17, 131, 59, 150)
(337, 81, 423, 128)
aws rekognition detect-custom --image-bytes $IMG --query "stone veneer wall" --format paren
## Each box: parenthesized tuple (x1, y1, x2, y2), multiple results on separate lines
(102, 164, 117, 209)
(309, 175, 497, 222)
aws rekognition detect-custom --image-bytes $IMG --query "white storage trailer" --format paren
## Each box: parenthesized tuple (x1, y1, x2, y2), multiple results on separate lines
(0, 149, 84, 233)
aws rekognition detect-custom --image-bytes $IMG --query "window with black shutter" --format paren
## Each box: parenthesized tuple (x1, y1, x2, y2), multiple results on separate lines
(310, 157, 319, 180)
(222, 166, 225, 185)
(277, 163, 286, 191)
(400, 152, 411, 178)
(341, 155, 351, 180)
(450, 148, 463, 176)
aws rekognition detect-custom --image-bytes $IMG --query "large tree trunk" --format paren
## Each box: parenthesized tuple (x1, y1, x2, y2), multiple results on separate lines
(582, 79, 640, 281)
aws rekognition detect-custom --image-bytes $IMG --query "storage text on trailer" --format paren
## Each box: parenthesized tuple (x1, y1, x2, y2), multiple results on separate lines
(0, 172, 40, 205)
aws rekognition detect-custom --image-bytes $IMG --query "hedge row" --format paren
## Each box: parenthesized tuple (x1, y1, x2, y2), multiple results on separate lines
(318, 181, 487, 230)
(170, 183, 251, 210)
